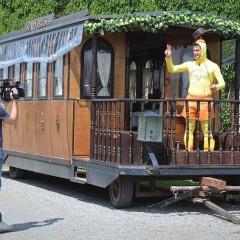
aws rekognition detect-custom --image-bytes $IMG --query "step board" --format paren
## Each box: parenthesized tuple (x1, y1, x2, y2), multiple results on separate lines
(70, 177, 87, 184)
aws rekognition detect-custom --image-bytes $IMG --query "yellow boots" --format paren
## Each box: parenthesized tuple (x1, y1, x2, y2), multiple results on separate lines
(184, 119, 195, 151)
(201, 120, 215, 151)
(203, 138, 215, 151)
(184, 119, 215, 151)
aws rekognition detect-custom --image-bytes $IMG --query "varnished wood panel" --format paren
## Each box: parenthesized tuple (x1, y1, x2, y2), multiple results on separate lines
(67, 100, 73, 157)
(69, 45, 81, 99)
(105, 33, 126, 99)
(120, 132, 143, 164)
(64, 54, 69, 98)
(21, 101, 37, 153)
(50, 100, 70, 159)
(172, 150, 240, 165)
(48, 63, 54, 99)
(8, 102, 24, 151)
(35, 101, 53, 156)
(73, 100, 90, 156)
(2, 121, 11, 150)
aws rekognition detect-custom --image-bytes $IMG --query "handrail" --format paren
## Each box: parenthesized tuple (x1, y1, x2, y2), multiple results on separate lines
(90, 98, 240, 166)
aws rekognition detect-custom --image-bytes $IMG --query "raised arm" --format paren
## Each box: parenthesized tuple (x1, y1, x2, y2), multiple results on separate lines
(4, 88, 18, 125)
(164, 44, 172, 58)
(164, 44, 188, 73)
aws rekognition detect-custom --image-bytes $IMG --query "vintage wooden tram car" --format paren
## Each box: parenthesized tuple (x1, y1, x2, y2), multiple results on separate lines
(1, 10, 240, 208)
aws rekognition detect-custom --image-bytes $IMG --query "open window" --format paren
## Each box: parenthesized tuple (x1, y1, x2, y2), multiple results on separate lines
(53, 56, 63, 98)
(25, 62, 33, 99)
(0, 67, 8, 79)
(13, 63, 20, 82)
(129, 32, 165, 101)
(38, 62, 48, 98)
(129, 61, 137, 99)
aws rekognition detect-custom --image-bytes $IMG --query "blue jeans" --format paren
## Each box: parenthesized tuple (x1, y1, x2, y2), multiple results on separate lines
(0, 159, 2, 190)
(0, 159, 2, 222)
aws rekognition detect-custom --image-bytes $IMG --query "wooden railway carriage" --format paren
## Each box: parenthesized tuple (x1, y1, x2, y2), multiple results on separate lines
(2, 10, 240, 208)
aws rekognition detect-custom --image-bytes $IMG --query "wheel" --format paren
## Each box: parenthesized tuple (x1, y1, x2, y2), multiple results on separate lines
(228, 175, 240, 186)
(9, 167, 26, 179)
(224, 176, 240, 203)
(109, 176, 134, 208)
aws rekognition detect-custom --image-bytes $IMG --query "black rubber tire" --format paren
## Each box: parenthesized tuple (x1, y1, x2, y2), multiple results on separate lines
(224, 176, 240, 203)
(9, 167, 26, 179)
(109, 176, 134, 208)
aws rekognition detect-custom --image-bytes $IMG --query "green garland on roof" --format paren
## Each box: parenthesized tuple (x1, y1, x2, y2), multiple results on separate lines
(84, 11, 240, 39)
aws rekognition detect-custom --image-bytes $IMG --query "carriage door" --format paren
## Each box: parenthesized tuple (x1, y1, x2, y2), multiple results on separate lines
(128, 32, 165, 106)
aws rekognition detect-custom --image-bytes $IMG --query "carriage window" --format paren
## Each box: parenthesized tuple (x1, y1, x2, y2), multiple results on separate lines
(13, 63, 20, 82)
(25, 62, 33, 98)
(142, 60, 153, 99)
(129, 61, 137, 99)
(38, 62, 47, 98)
(0, 67, 9, 79)
(53, 56, 63, 97)
(82, 39, 114, 98)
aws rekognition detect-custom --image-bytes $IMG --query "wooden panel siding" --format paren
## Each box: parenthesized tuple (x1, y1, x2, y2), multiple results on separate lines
(22, 101, 37, 154)
(2, 117, 11, 150)
(9, 103, 24, 151)
(67, 100, 74, 158)
(35, 101, 53, 156)
(50, 100, 71, 159)
(69, 45, 81, 99)
(106, 32, 126, 99)
(64, 53, 69, 98)
(73, 100, 91, 156)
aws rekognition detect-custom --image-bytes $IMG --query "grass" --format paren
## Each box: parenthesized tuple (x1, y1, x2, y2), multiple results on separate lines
(140, 179, 199, 191)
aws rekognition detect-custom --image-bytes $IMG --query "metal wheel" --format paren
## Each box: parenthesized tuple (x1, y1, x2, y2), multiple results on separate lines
(109, 176, 134, 208)
(9, 167, 25, 179)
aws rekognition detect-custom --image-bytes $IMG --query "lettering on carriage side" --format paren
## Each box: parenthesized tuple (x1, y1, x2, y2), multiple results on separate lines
(23, 14, 54, 32)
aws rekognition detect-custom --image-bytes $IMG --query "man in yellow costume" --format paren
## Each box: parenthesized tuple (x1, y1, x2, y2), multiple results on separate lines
(164, 28, 225, 151)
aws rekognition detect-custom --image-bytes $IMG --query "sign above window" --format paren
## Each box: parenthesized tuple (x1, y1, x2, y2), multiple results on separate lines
(24, 14, 55, 33)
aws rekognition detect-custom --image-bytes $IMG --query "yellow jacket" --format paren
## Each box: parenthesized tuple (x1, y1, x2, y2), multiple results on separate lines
(165, 40, 225, 97)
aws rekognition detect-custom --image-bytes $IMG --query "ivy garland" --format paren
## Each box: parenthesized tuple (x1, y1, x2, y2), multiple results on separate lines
(84, 11, 240, 39)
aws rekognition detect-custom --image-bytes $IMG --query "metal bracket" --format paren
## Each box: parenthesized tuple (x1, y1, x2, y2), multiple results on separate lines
(194, 198, 240, 224)
(148, 177, 240, 224)
(144, 144, 159, 174)
(148, 187, 201, 208)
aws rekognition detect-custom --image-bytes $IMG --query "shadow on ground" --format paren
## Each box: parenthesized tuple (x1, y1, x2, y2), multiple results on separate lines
(11, 218, 64, 232)
(2, 168, 240, 220)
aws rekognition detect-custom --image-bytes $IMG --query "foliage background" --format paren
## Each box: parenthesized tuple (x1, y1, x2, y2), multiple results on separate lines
(0, 0, 239, 35)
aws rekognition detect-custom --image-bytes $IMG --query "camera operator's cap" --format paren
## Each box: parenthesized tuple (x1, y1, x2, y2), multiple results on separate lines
(192, 27, 212, 41)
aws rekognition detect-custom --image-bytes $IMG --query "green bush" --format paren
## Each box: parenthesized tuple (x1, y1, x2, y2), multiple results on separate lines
(221, 63, 235, 132)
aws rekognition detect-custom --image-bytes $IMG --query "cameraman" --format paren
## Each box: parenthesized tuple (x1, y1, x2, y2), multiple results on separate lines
(0, 88, 18, 233)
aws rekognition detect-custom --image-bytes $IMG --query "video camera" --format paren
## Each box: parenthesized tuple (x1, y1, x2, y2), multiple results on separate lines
(0, 79, 25, 101)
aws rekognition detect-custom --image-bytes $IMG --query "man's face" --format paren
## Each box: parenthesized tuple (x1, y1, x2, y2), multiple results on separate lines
(193, 45, 201, 60)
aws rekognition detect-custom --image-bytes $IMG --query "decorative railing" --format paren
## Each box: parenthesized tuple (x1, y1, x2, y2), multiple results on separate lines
(90, 98, 240, 167)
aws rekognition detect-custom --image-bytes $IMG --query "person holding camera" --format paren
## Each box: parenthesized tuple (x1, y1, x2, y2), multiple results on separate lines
(0, 88, 18, 233)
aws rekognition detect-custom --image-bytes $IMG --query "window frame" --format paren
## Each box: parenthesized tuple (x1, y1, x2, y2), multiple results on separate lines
(53, 55, 64, 99)
(81, 38, 114, 99)
(24, 62, 34, 99)
(38, 62, 48, 99)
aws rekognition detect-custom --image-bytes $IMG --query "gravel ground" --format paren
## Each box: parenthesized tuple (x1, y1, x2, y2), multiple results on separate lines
(1, 166, 240, 240)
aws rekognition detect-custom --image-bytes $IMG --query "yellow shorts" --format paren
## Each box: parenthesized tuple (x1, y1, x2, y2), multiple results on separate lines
(181, 94, 214, 121)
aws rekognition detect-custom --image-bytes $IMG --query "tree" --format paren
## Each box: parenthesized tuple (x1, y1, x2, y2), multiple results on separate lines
(0, 0, 240, 34)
